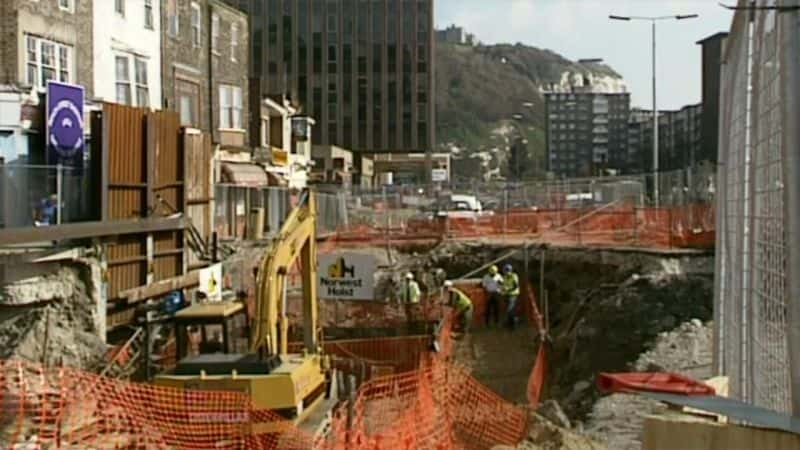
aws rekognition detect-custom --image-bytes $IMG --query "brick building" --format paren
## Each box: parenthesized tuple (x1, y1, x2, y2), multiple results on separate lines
(0, 0, 94, 94)
(162, 0, 249, 146)
(0, 0, 94, 164)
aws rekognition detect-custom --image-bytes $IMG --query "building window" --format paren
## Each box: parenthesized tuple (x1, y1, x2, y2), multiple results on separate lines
(25, 35, 72, 90)
(211, 14, 220, 53)
(191, 3, 201, 48)
(219, 85, 242, 129)
(144, 0, 153, 29)
(231, 23, 239, 62)
(58, 0, 73, 13)
(167, 0, 179, 36)
(180, 96, 194, 126)
(177, 80, 199, 127)
(135, 58, 149, 107)
(115, 56, 131, 105)
(114, 55, 148, 107)
(115, 0, 125, 16)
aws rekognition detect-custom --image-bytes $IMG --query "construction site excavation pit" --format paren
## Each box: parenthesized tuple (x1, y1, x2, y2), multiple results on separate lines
(396, 240, 715, 448)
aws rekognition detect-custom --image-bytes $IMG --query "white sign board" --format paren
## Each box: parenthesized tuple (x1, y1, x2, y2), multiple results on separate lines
(198, 263, 223, 302)
(318, 253, 376, 300)
(431, 168, 448, 182)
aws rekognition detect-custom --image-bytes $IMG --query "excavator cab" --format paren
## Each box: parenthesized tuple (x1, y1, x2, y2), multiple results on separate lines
(155, 190, 331, 424)
(172, 300, 251, 360)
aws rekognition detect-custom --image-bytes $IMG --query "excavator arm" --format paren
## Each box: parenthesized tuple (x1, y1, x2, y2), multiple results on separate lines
(251, 189, 319, 356)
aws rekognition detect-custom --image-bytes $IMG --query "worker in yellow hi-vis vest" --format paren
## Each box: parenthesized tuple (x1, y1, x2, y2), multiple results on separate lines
(502, 264, 520, 330)
(398, 272, 421, 326)
(444, 280, 473, 336)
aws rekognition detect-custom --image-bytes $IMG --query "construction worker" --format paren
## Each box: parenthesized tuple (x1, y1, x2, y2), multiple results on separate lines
(399, 272, 421, 325)
(444, 280, 473, 336)
(482, 265, 503, 327)
(502, 264, 520, 330)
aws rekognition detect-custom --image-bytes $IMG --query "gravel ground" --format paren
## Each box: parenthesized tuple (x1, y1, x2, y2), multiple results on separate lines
(583, 320, 713, 450)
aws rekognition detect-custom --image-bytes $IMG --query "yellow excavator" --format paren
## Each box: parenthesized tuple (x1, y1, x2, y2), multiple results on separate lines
(154, 189, 330, 424)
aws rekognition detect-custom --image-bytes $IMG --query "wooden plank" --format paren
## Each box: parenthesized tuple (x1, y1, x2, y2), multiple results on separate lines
(107, 182, 148, 189)
(107, 255, 147, 267)
(106, 306, 137, 330)
(0, 217, 188, 245)
(643, 414, 800, 450)
(101, 107, 110, 221)
(147, 112, 156, 214)
(120, 270, 201, 304)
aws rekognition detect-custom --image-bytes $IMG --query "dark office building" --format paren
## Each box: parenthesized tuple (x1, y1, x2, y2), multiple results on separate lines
(545, 92, 631, 178)
(628, 104, 703, 174)
(229, 0, 435, 155)
(697, 32, 727, 164)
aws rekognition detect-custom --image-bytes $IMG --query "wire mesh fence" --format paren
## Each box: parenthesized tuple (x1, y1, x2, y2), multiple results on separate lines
(0, 164, 91, 229)
(213, 185, 348, 240)
(715, 0, 799, 415)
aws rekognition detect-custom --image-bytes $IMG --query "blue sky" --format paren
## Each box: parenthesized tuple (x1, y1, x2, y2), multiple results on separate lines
(436, 0, 734, 110)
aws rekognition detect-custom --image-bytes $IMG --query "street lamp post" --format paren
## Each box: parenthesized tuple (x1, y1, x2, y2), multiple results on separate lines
(609, 13, 698, 208)
(509, 115, 529, 181)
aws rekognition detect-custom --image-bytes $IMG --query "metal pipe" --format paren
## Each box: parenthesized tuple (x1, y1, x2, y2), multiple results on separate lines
(652, 19, 659, 209)
(56, 164, 63, 224)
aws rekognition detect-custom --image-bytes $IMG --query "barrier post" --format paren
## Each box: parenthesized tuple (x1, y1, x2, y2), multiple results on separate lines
(56, 164, 63, 224)
(503, 187, 509, 238)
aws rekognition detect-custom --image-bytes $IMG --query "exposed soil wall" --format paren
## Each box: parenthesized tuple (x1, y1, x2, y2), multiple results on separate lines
(0, 257, 107, 370)
(420, 242, 714, 421)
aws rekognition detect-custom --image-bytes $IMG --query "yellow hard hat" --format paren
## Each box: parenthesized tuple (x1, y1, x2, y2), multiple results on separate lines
(489, 265, 499, 274)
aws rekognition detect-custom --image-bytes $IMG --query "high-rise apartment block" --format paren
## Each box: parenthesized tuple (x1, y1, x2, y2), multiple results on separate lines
(545, 92, 631, 178)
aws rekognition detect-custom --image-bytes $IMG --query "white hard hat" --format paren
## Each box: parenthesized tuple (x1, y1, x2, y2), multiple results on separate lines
(406, 272, 414, 280)
(443, 280, 454, 288)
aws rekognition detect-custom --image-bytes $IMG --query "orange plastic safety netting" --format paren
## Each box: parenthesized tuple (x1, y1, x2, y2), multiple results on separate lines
(322, 203, 715, 251)
(0, 359, 313, 449)
(0, 313, 529, 450)
(319, 313, 527, 450)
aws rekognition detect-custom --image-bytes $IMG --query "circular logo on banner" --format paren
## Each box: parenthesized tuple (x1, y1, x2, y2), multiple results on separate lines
(48, 99, 84, 158)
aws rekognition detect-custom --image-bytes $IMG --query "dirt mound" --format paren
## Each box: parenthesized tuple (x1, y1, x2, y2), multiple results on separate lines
(0, 262, 107, 371)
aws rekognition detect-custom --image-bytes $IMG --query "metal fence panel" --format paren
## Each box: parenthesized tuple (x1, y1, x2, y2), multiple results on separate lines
(749, 3, 791, 414)
(716, 0, 798, 415)
(213, 185, 348, 240)
(0, 164, 89, 229)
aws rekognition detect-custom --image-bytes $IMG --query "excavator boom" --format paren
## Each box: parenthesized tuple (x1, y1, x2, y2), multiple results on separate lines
(252, 189, 319, 356)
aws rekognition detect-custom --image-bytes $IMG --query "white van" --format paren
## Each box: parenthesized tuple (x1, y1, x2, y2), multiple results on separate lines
(437, 194, 490, 219)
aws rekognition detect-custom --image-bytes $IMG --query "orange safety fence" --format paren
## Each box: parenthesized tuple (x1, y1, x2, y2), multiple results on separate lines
(319, 310, 528, 450)
(524, 285, 547, 409)
(0, 359, 313, 449)
(287, 335, 433, 377)
(321, 203, 716, 251)
(0, 310, 532, 450)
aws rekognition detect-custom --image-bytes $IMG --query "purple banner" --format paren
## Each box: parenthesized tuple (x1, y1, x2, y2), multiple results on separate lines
(47, 81, 85, 167)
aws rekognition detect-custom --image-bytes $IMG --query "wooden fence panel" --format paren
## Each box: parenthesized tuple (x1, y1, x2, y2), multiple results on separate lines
(183, 129, 213, 269)
(95, 104, 187, 313)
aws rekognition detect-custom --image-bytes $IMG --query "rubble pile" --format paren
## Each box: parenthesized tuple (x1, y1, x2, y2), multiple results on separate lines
(544, 260, 714, 421)
(0, 261, 107, 371)
(493, 411, 607, 450)
(583, 320, 713, 450)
